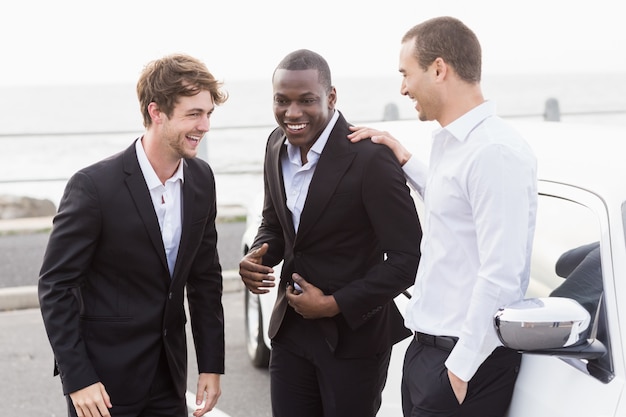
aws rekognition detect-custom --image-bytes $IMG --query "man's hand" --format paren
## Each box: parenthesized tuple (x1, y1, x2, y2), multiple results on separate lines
(69, 382, 112, 417)
(239, 243, 275, 294)
(447, 369, 468, 404)
(193, 373, 221, 417)
(286, 273, 340, 319)
(347, 126, 412, 166)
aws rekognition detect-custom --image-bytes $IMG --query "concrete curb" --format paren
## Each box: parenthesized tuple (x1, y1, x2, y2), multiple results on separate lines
(0, 270, 243, 312)
(0, 204, 247, 311)
(0, 286, 41, 311)
(0, 216, 54, 235)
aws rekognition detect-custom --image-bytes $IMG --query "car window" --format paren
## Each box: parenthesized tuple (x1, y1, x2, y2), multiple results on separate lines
(622, 201, 626, 247)
(527, 192, 613, 382)
(527, 195, 601, 299)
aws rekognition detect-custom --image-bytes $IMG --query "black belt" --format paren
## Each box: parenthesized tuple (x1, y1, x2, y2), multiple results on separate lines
(415, 332, 458, 352)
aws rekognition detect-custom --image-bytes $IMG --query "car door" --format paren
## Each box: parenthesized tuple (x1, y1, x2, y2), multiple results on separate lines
(506, 181, 625, 417)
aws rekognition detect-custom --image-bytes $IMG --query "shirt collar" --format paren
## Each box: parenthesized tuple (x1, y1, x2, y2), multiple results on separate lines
(169, 157, 185, 184)
(438, 100, 497, 143)
(285, 109, 339, 164)
(135, 138, 184, 190)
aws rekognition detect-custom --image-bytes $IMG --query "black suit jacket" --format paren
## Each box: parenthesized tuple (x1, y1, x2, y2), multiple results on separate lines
(38, 140, 224, 404)
(253, 112, 421, 358)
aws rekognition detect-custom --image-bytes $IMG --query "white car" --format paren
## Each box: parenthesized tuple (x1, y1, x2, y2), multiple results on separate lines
(242, 119, 626, 416)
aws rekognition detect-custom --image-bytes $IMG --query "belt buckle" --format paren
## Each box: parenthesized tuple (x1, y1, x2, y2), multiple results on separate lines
(416, 332, 456, 351)
(434, 336, 449, 350)
(416, 332, 435, 346)
(436, 335, 457, 351)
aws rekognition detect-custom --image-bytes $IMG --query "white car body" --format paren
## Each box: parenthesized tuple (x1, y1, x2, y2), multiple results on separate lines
(242, 118, 626, 416)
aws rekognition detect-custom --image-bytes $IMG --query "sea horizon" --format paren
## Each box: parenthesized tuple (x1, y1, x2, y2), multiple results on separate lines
(1, 72, 625, 210)
(2, 72, 626, 135)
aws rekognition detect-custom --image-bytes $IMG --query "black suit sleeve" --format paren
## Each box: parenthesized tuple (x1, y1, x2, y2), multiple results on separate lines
(38, 171, 102, 394)
(333, 144, 422, 329)
(185, 166, 226, 374)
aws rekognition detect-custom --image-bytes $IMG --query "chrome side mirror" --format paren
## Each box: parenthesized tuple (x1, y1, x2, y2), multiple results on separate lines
(494, 297, 590, 350)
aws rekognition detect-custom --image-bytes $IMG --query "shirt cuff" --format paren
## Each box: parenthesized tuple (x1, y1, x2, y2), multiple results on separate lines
(402, 157, 428, 194)
(444, 342, 491, 382)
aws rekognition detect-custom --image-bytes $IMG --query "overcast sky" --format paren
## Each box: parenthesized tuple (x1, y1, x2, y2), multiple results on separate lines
(1, 0, 624, 86)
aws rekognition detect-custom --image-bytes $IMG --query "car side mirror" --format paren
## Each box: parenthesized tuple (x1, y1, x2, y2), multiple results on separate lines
(494, 297, 606, 359)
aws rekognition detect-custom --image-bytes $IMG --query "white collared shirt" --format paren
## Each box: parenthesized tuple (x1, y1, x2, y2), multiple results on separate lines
(403, 101, 537, 381)
(281, 110, 339, 232)
(135, 138, 184, 276)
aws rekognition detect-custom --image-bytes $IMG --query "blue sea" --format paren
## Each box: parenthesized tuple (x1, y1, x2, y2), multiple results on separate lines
(1, 72, 625, 210)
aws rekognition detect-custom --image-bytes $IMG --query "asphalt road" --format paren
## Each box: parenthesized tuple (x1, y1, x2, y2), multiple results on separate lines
(0, 232, 49, 288)
(0, 291, 272, 417)
(0, 220, 274, 417)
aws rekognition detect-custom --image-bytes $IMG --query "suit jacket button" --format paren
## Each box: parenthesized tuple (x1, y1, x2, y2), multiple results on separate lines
(163, 329, 167, 337)
(168, 292, 173, 300)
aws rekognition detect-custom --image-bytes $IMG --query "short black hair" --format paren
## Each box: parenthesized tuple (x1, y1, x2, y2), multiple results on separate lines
(273, 49, 332, 91)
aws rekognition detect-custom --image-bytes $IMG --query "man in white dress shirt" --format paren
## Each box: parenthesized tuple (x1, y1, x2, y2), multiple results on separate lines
(349, 16, 538, 417)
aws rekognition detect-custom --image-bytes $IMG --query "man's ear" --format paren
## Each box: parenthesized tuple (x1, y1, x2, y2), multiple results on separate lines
(327, 86, 338, 109)
(433, 57, 447, 79)
(147, 102, 163, 124)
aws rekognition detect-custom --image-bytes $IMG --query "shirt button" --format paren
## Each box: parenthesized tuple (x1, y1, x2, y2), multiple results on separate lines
(163, 329, 167, 337)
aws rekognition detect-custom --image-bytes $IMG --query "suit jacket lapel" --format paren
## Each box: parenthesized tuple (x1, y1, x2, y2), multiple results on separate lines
(123, 143, 170, 276)
(295, 115, 355, 245)
(171, 159, 195, 281)
(268, 134, 296, 241)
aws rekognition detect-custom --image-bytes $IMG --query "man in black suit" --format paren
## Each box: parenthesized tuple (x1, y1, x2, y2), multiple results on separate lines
(239, 49, 422, 417)
(38, 54, 227, 417)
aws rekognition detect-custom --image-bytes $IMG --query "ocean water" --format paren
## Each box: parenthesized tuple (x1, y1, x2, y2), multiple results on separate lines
(1, 72, 625, 210)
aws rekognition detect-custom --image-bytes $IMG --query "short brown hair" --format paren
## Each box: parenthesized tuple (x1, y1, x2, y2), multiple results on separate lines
(402, 16, 482, 83)
(136, 53, 228, 127)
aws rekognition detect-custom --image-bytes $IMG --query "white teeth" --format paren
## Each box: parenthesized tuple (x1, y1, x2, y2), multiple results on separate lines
(287, 123, 306, 131)
(187, 135, 200, 142)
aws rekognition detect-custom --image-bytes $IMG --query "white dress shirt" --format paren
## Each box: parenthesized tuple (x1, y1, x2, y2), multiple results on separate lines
(135, 138, 184, 276)
(403, 101, 537, 381)
(281, 110, 339, 232)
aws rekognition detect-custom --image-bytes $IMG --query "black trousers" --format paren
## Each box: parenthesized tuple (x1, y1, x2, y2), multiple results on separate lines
(401, 336, 521, 417)
(67, 348, 186, 417)
(270, 309, 392, 417)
